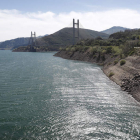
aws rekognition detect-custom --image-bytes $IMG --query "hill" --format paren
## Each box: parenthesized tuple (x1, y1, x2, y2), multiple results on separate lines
(101, 26, 130, 35)
(0, 38, 29, 50)
(109, 29, 140, 40)
(37, 34, 48, 38)
(13, 27, 109, 52)
(41, 28, 109, 49)
(0, 34, 48, 50)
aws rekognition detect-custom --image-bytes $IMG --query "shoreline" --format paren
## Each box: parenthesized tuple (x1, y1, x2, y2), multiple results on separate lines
(54, 50, 140, 103)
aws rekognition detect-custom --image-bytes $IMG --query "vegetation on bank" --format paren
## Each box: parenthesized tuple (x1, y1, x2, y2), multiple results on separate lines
(120, 60, 126, 66)
(109, 29, 140, 40)
(59, 29, 140, 64)
(13, 28, 140, 54)
(109, 72, 115, 77)
(12, 45, 58, 52)
(60, 39, 136, 60)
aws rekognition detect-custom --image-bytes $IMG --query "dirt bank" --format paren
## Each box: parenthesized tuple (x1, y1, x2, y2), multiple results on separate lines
(103, 56, 140, 102)
(54, 50, 140, 102)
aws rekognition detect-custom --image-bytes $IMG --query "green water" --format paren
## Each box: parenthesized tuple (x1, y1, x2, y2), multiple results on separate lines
(0, 50, 140, 140)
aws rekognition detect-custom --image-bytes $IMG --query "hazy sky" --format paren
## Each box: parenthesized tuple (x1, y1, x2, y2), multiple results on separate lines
(1, 0, 140, 41)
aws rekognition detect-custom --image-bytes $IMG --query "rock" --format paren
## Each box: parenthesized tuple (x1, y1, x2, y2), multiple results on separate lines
(121, 74, 140, 94)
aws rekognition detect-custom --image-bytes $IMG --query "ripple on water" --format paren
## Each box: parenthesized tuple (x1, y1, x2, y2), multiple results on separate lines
(0, 51, 140, 139)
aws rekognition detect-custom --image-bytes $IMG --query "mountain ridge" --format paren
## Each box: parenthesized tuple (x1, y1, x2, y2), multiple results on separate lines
(1, 26, 136, 51)
(4, 27, 109, 51)
(0, 37, 29, 50)
(0, 34, 48, 50)
(40, 27, 109, 50)
(101, 26, 130, 35)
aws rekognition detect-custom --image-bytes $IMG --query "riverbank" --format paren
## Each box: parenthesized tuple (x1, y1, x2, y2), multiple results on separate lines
(12, 46, 48, 52)
(54, 50, 140, 102)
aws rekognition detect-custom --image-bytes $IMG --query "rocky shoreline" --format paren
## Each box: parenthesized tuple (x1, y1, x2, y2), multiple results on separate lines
(121, 73, 140, 102)
(54, 50, 140, 103)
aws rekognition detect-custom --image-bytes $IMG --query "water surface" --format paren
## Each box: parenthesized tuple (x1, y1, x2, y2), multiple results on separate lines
(0, 50, 140, 140)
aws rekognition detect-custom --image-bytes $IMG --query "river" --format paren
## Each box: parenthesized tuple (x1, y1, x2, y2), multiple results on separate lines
(0, 50, 140, 140)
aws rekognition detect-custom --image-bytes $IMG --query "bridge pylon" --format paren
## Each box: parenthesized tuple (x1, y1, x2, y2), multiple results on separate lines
(28, 31, 36, 51)
(73, 19, 79, 45)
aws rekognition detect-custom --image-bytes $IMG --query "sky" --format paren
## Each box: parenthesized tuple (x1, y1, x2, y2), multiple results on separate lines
(1, 0, 140, 42)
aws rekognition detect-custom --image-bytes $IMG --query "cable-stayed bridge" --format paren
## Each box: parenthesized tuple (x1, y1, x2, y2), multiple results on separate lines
(28, 19, 87, 50)
(28, 19, 109, 52)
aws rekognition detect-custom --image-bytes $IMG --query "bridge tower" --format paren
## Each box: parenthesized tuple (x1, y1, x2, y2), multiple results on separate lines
(28, 31, 36, 51)
(73, 19, 79, 45)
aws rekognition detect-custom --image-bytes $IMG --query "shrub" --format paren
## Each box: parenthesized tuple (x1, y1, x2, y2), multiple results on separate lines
(122, 41, 136, 56)
(66, 47, 70, 51)
(102, 50, 106, 54)
(59, 47, 62, 51)
(75, 45, 82, 51)
(68, 51, 73, 55)
(97, 46, 101, 53)
(113, 54, 118, 57)
(120, 54, 125, 59)
(108, 62, 112, 66)
(81, 46, 89, 52)
(85, 46, 90, 51)
(93, 55, 96, 58)
(98, 63, 104, 66)
(109, 72, 114, 77)
(132, 35, 136, 40)
(112, 46, 122, 55)
(106, 46, 112, 54)
(71, 47, 76, 52)
(101, 54, 105, 61)
(114, 59, 119, 65)
(128, 50, 135, 56)
(96, 52, 101, 61)
(89, 47, 97, 54)
(120, 60, 126, 66)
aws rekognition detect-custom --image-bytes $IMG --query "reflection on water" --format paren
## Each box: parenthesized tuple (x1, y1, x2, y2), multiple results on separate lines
(0, 51, 140, 139)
